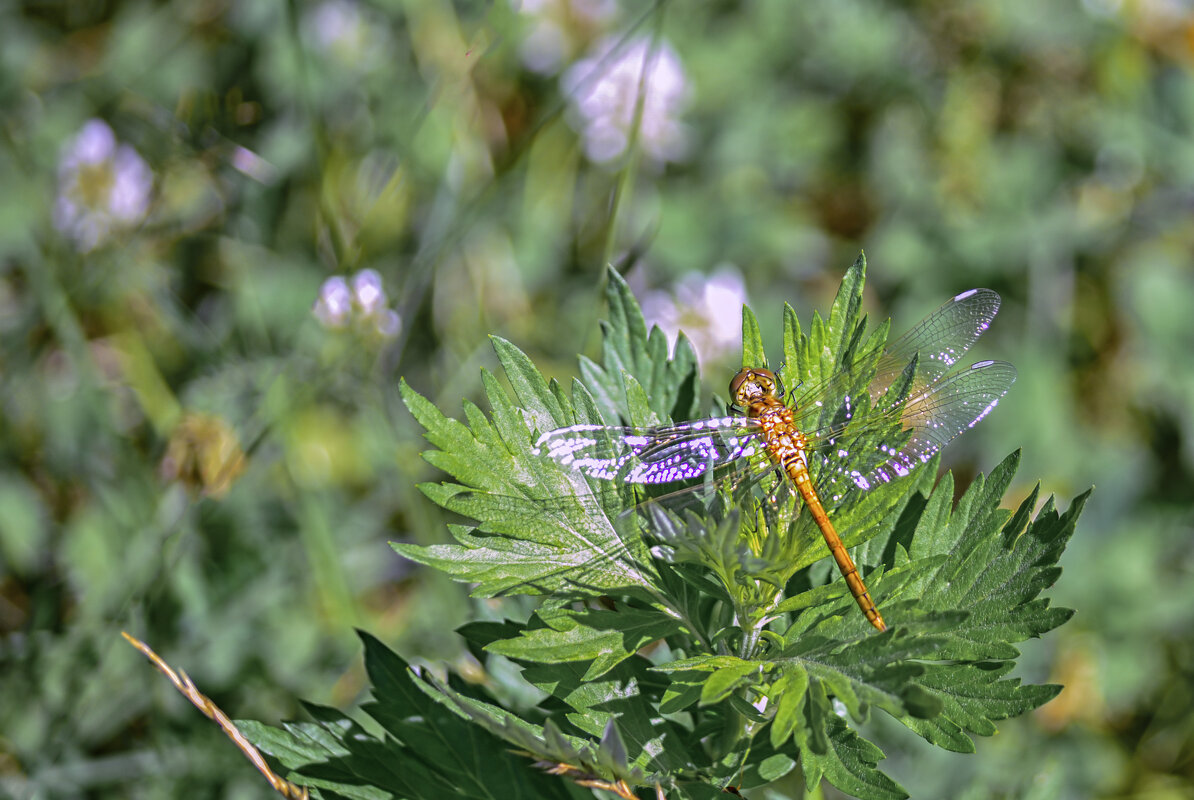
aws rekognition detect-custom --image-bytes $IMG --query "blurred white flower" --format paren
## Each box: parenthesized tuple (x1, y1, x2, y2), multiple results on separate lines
(641, 266, 746, 366)
(302, 0, 390, 71)
(314, 269, 401, 338)
(514, 0, 618, 75)
(561, 35, 690, 166)
(54, 119, 153, 251)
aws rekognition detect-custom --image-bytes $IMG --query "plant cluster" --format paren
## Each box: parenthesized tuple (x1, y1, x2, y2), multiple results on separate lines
(249, 259, 1084, 799)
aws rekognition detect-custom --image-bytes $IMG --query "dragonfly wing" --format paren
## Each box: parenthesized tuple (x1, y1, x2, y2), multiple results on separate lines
(869, 288, 1003, 403)
(790, 289, 1004, 436)
(534, 418, 765, 484)
(821, 360, 1017, 499)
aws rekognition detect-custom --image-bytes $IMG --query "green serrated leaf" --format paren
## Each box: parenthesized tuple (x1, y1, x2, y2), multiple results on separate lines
(701, 660, 762, 705)
(241, 643, 582, 800)
(360, 632, 607, 798)
(604, 269, 651, 381)
(892, 452, 1081, 661)
(239, 713, 402, 800)
(781, 303, 802, 375)
(899, 682, 944, 719)
(652, 654, 756, 673)
(825, 253, 868, 368)
(491, 336, 565, 433)
(520, 656, 695, 777)
(901, 659, 1062, 750)
(577, 267, 701, 426)
(659, 669, 707, 714)
(485, 605, 683, 679)
(398, 373, 663, 599)
(624, 373, 659, 427)
(802, 714, 908, 800)
(768, 666, 810, 749)
(740, 304, 766, 370)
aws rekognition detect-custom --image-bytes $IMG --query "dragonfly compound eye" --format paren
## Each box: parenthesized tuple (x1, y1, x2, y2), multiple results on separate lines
(729, 368, 779, 405)
(728, 368, 752, 404)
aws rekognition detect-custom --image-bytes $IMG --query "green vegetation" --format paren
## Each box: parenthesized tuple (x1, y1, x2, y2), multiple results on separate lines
(258, 261, 1077, 798)
(2, 1, 1193, 798)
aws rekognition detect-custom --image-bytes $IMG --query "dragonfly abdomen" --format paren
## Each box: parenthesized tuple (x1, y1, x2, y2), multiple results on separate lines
(758, 414, 889, 632)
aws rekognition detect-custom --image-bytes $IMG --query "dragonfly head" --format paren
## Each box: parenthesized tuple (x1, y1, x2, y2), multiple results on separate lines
(729, 367, 781, 408)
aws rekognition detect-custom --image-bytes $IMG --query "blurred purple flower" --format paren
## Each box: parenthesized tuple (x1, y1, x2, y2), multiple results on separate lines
(314, 276, 353, 328)
(561, 35, 690, 166)
(351, 270, 386, 316)
(314, 269, 401, 338)
(230, 145, 279, 185)
(641, 266, 746, 366)
(54, 119, 153, 251)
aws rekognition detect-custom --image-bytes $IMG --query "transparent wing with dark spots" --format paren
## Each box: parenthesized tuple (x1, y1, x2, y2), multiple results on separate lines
(805, 360, 1017, 507)
(769, 289, 1006, 504)
(787, 288, 1004, 435)
(868, 288, 1003, 403)
(533, 418, 765, 484)
(535, 288, 1010, 516)
(527, 419, 773, 588)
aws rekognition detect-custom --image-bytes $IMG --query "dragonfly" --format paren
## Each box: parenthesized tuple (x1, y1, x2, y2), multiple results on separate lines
(534, 288, 1017, 632)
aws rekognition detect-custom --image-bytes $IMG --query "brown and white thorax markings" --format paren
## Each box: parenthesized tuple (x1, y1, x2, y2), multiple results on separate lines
(751, 400, 813, 483)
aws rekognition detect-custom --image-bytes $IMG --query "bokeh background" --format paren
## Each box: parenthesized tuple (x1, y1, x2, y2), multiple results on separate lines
(2, 1, 1193, 798)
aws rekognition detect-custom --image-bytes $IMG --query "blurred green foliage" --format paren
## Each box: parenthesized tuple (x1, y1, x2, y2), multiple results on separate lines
(1, 0, 1193, 798)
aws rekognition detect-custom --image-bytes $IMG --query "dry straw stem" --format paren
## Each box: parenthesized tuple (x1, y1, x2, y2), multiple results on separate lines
(531, 758, 642, 799)
(121, 631, 308, 800)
